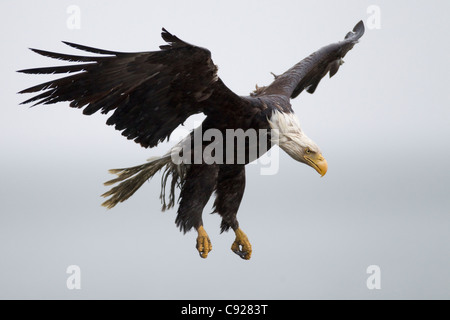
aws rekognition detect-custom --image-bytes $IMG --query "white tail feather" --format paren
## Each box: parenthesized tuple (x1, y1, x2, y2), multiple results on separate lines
(101, 155, 185, 210)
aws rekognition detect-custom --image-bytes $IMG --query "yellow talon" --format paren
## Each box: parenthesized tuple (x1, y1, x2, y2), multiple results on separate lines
(231, 228, 252, 260)
(196, 226, 212, 258)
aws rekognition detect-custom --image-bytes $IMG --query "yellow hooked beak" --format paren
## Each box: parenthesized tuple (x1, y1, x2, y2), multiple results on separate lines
(304, 153, 328, 177)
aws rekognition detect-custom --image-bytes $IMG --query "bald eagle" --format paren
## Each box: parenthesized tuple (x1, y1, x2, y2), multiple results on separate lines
(18, 21, 364, 259)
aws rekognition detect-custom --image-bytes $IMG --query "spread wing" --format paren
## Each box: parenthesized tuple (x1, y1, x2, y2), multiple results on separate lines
(18, 29, 246, 148)
(262, 20, 365, 98)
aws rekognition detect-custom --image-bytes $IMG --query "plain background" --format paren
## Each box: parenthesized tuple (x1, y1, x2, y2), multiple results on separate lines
(0, 0, 449, 299)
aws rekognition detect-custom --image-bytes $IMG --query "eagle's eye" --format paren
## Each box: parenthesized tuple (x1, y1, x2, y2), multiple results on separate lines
(305, 147, 311, 154)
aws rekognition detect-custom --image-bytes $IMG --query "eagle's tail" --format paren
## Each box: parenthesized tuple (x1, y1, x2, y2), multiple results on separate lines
(101, 154, 187, 210)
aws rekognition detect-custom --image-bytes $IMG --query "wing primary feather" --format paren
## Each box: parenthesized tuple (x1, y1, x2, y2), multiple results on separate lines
(19, 90, 55, 106)
(17, 63, 95, 74)
(26, 48, 100, 62)
(345, 20, 365, 40)
(17, 73, 81, 94)
(62, 41, 123, 55)
(160, 28, 190, 49)
(329, 60, 341, 78)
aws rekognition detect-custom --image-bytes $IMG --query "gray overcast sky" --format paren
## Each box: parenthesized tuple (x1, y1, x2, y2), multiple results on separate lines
(1, 0, 449, 299)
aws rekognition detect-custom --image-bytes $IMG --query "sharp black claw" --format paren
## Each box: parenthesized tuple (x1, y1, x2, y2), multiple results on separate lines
(233, 249, 248, 259)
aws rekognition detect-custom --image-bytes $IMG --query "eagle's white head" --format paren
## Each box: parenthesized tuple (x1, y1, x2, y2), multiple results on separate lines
(268, 110, 328, 176)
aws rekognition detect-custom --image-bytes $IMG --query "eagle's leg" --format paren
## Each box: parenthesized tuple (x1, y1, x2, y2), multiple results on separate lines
(176, 163, 218, 259)
(213, 165, 252, 260)
(231, 228, 252, 260)
(196, 225, 212, 259)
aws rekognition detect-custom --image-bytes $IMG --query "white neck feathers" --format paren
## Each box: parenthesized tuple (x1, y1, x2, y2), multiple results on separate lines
(267, 110, 319, 158)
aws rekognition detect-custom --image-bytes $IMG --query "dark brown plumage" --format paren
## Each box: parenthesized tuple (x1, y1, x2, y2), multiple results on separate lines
(18, 21, 364, 259)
